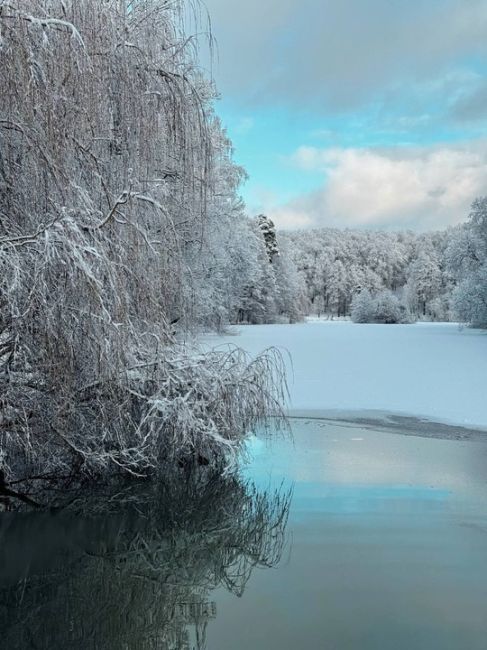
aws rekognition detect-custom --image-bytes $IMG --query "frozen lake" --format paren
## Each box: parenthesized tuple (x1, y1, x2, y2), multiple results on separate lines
(207, 321, 487, 428)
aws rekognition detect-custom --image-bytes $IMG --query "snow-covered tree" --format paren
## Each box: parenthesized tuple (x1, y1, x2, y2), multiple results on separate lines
(406, 244, 442, 318)
(0, 0, 287, 492)
(451, 266, 487, 328)
(257, 214, 279, 262)
(448, 198, 487, 327)
(351, 290, 375, 323)
(274, 236, 308, 322)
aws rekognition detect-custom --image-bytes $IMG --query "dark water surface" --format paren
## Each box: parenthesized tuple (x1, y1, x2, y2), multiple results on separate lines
(2, 419, 487, 649)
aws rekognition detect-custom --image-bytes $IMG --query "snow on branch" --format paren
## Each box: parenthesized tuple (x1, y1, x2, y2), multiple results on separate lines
(0, 215, 63, 248)
(0, 5, 85, 48)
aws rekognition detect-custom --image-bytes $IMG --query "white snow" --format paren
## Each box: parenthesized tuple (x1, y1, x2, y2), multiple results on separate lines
(207, 321, 487, 428)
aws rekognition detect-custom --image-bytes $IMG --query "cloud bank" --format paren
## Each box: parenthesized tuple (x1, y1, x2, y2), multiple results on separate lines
(264, 143, 487, 231)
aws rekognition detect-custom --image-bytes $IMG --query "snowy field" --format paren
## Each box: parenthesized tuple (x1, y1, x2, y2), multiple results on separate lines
(207, 321, 487, 429)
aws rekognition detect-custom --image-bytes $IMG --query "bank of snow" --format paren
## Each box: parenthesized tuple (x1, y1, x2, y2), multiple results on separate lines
(206, 321, 487, 429)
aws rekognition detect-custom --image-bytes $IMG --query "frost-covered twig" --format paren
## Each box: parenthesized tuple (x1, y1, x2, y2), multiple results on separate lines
(0, 5, 85, 47)
(0, 216, 63, 248)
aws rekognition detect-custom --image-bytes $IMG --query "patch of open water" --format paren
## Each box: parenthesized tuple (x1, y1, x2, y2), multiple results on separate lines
(2, 418, 487, 649)
(209, 419, 487, 650)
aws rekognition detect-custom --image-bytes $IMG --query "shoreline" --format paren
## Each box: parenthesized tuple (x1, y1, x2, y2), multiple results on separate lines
(285, 409, 487, 442)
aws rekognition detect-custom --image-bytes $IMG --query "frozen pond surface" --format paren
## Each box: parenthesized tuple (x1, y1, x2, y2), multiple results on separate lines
(208, 419, 487, 650)
(206, 321, 487, 428)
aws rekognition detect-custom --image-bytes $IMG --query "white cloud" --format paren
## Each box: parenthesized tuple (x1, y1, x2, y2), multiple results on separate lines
(267, 142, 487, 230)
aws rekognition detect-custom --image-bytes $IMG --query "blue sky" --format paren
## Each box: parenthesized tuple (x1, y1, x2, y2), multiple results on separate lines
(204, 0, 487, 231)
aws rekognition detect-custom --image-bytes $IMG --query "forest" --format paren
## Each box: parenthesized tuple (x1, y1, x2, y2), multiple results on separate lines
(1, 0, 487, 496)
(281, 213, 487, 326)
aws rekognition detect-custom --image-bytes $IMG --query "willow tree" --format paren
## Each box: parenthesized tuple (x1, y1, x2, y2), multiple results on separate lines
(0, 0, 285, 493)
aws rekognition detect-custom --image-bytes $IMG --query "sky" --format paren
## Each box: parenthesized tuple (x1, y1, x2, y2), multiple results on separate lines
(202, 0, 487, 231)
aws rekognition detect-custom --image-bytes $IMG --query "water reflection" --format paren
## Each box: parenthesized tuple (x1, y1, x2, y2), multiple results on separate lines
(0, 473, 291, 649)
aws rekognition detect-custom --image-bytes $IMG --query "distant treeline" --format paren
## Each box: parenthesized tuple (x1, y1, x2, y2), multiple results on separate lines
(280, 210, 487, 326)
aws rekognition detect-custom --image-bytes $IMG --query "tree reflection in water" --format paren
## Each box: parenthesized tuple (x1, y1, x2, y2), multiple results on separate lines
(0, 472, 291, 649)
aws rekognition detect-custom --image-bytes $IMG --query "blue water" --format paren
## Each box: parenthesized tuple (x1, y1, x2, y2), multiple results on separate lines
(2, 418, 487, 649)
(207, 419, 487, 650)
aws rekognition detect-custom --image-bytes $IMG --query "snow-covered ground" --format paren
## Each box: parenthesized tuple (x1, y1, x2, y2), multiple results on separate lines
(206, 321, 487, 428)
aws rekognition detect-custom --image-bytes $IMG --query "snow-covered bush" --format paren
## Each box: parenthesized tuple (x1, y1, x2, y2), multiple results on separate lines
(351, 290, 413, 324)
(373, 291, 411, 324)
